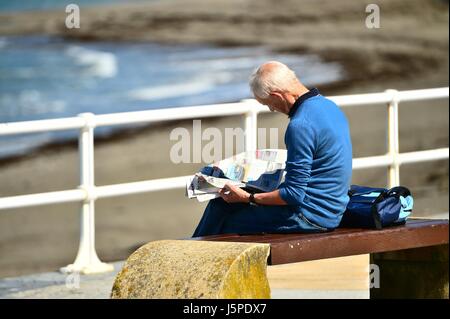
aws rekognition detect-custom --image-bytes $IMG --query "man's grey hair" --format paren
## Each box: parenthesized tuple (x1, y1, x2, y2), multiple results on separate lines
(249, 61, 298, 99)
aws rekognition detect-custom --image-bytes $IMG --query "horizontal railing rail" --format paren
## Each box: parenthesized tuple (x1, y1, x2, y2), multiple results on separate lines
(0, 87, 448, 274)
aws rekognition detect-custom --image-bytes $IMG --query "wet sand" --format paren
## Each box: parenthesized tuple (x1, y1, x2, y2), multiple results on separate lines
(0, 0, 448, 277)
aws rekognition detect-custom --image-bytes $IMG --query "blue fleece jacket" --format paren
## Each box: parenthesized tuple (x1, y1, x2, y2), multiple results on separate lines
(278, 89, 353, 229)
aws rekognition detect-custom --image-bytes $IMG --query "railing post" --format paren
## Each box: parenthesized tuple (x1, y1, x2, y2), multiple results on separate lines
(60, 113, 113, 274)
(386, 89, 400, 188)
(244, 106, 258, 154)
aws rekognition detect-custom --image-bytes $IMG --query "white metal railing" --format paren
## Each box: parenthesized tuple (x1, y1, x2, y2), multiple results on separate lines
(0, 87, 448, 274)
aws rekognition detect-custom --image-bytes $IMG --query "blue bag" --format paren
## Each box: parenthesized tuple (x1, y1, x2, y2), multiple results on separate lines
(339, 185, 413, 229)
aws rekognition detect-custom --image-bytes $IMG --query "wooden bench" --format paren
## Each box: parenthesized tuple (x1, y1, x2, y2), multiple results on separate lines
(191, 218, 449, 298)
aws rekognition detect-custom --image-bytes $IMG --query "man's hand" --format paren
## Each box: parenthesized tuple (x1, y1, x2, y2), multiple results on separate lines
(219, 183, 250, 204)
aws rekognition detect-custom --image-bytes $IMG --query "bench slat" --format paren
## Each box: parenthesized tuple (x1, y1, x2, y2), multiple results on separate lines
(190, 219, 449, 265)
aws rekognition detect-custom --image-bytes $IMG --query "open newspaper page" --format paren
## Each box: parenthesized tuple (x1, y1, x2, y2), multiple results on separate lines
(186, 149, 287, 202)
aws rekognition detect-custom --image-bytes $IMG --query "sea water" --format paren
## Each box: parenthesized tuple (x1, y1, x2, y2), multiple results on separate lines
(0, 35, 343, 158)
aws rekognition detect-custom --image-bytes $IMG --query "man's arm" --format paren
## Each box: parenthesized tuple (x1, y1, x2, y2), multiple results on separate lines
(277, 119, 315, 205)
(219, 183, 287, 205)
(253, 189, 287, 205)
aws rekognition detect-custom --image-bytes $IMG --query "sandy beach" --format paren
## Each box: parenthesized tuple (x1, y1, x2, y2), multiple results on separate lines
(0, 0, 448, 277)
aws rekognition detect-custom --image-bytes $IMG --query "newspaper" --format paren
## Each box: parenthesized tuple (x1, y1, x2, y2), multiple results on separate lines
(186, 149, 287, 202)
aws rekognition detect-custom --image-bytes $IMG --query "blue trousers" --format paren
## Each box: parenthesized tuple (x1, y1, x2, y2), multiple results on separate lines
(192, 197, 328, 237)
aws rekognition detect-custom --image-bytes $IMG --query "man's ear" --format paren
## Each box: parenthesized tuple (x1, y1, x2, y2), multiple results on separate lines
(269, 91, 283, 100)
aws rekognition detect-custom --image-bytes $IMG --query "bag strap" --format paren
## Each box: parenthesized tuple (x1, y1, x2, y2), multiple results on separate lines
(387, 186, 411, 198)
(371, 190, 388, 230)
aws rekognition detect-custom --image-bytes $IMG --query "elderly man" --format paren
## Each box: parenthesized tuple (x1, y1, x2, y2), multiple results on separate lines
(192, 61, 352, 236)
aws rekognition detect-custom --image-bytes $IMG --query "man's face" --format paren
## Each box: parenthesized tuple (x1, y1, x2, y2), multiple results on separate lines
(255, 93, 287, 114)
